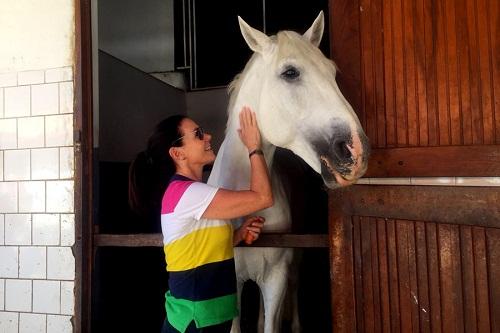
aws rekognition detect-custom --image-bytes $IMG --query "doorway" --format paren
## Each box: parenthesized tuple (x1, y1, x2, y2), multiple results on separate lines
(77, 1, 334, 332)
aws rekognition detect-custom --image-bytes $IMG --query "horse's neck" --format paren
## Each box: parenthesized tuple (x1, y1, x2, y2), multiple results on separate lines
(207, 131, 276, 190)
(207, 71, 292, 231)
(208, 131, 291, 232)
(208, 85, 273, 189)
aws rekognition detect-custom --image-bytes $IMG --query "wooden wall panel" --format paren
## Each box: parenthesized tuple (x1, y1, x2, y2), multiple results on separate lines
(473, 227, 491, 332)
(491, 0, 500, 143)
(364, 145, 500, 177)
(358, 0, 500, 148)
(487, 229, 500, 332)
(338, 216, 497, 333)
(426, 223, 442, 333)
(328, 0, 499, 331)
(461, 226, 478, 333)
(386, 219, 401, 332)
(415, 221, 431, 332)
(332, 0, 500, 152)
(329, 186, 500, 332)
(330, 0, 362, 124)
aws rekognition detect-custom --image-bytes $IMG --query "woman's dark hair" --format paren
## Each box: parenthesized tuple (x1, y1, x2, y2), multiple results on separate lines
(128, 115, 187, 215)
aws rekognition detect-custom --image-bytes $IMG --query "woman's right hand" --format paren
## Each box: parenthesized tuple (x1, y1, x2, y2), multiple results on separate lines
(238, 106, 261, 152)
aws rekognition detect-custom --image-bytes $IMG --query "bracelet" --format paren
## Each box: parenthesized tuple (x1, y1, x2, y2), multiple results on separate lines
(249, 149, 264, 158)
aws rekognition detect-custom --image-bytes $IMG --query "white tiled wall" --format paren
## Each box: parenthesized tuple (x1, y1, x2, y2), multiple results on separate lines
(47, 315, 72, 333)
(5, 86, 30, 118)
(0, 215, 4, 245)
(18, 71, 44, 86)
(0, 119, 17, 149)
(32, 84, 59, 116)
(5, 214, 31, 245)
(1, 88, 5, 118)
(5, 279, 32, 312)
(0, 67, 74, 333)
(20, 313, 46, 333)
(32, 214, 60, 246)
(0, 311, 19, 333)
(0, 279, 5, 310)
(0, 151, 4, 180)
(0, 73, 17, 87)
(5, 150, 31, 180)
(18, 117, 45, 148)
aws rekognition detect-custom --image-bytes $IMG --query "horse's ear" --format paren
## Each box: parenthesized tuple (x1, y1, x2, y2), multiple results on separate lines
(303, 11, 324, 47)
(238, 16, 271, 54)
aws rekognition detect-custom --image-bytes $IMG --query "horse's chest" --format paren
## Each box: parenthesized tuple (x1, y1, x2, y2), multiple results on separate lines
(234, 247, 294, 282)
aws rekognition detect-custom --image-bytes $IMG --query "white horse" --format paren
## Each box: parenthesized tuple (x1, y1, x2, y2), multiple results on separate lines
(207, 12, 369, 333)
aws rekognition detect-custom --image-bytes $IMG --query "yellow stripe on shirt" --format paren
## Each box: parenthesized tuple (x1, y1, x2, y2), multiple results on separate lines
(164, 224, 234, 272)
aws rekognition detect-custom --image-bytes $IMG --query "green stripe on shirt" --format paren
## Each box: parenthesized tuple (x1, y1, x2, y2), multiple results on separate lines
(165, 291, 238, 333)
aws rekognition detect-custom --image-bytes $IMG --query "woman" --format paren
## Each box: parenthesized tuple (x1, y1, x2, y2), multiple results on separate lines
(129, 107, 273, 333)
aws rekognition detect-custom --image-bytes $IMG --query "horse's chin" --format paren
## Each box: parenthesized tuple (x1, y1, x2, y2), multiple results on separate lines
(321, 173, 357, 189)
(320, 156, 358, 189)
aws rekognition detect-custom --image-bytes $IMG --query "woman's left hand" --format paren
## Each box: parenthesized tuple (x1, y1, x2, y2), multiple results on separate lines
(236, 216, 265, 245)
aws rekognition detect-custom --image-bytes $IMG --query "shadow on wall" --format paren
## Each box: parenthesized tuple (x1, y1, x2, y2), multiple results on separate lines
(185, 87, 230, 154)
(98, 50, 186, 163)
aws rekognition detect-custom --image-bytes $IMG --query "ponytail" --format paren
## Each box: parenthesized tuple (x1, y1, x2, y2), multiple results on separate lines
(128, 151, 153, 214)
(128, 115, 187, 215)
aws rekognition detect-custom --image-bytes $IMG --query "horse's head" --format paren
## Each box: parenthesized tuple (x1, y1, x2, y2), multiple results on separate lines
(234, 11, 369, 188)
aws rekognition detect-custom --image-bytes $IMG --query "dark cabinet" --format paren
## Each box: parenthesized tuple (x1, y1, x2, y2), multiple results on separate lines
(175, 0, 330, 89)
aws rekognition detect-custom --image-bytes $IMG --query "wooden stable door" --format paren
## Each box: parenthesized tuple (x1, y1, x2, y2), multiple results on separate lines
(328, 0, 500, 332)
(329, 186, 500, 332)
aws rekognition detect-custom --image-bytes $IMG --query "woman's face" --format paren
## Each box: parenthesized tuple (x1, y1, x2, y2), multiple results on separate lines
(178, 118, 215, 166)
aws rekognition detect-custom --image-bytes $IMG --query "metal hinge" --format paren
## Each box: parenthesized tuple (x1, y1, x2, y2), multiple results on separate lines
(74, 130, 82, 153)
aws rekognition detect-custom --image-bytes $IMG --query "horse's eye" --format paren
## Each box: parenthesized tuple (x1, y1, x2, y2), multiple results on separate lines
(281, 67, 300, 81)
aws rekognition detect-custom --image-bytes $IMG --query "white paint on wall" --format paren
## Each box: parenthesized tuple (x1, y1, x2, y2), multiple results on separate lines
(0, 0, 75, 72)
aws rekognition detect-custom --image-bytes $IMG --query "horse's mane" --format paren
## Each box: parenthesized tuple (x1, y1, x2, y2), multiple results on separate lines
(226, 55, 257, 132)
(226, 34, 280, 131)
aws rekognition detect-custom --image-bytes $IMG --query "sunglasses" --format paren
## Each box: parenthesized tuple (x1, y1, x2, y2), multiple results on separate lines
(171, 127, 205, 145)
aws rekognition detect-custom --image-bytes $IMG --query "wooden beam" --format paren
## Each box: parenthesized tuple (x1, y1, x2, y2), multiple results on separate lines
(74, 1, 94, 332)
(331, 185, 500, 227)
(365, 145, 500, 177)
(93, 233, 329, 248)
(329, 188, 357, 332)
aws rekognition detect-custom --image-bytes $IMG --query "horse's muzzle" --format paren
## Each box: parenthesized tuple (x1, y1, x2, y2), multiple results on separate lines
(319, 129, 370, 188)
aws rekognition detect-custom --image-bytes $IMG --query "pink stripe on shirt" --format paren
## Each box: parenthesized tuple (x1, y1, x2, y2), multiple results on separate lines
(161, 180, 194, 214)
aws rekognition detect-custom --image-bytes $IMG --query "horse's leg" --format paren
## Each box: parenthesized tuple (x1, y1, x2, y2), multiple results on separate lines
(231, 278, 245, 333)
(289, 250, 301, 333)
(258, 272, 288, 333)
(257, 291, 264, 333)
(290, 282, 300, 333)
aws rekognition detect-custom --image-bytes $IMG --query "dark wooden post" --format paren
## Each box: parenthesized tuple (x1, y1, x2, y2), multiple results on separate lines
(329, 189, 356, 332)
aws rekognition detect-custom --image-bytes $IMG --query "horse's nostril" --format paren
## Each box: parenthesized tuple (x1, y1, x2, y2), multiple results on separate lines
(335, 141, 352, 160)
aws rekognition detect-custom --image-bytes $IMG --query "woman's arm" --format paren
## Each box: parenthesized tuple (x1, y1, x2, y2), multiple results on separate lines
(202, 107, 273, 220)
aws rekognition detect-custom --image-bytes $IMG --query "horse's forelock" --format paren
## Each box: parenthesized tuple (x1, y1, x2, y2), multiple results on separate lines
(276, 31, 337, 74)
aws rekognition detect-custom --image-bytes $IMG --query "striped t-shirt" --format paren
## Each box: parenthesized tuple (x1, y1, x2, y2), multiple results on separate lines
(161, 174, 238, 333)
